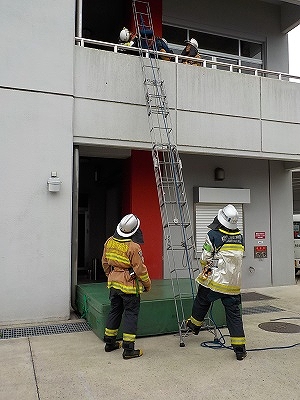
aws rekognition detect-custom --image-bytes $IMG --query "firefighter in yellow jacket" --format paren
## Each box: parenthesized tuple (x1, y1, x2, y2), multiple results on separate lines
(187, 204, 247, 360)
(102, 214, 151, 359)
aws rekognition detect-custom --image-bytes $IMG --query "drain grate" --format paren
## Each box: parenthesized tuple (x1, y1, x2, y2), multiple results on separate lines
(242, 305, 284, 315)
(241, 292, 276, 302)
(0, 321, 91, 340)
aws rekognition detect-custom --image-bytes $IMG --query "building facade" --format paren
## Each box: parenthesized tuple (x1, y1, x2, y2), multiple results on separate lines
(1, 0, 300, 325)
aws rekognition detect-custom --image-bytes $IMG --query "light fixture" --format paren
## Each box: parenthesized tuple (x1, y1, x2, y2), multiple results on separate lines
(47, 171, 62, 192)
(214, 167, 225, 181)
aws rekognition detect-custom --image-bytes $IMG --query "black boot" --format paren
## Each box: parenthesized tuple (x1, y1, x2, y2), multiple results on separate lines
(186, 319, 200, 335)
(104, 335, 121, 352)
(234, 345, 247, 361)
(122, 341, 143, 359)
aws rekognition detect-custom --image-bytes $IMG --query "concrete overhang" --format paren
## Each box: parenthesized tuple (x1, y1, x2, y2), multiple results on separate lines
(284, 161, 300, 170)
(260, 0, 300, 32)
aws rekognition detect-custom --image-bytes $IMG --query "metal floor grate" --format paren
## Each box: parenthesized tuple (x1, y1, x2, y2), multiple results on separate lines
(0, 321, 91, 340)
(242, 305, 284, 315)
(241, 292, 276, 302)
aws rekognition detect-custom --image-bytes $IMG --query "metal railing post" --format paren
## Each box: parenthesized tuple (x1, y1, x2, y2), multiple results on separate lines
(76, 0, 83, 43)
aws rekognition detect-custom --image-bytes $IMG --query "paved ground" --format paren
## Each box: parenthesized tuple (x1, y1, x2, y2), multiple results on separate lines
(1, 278, 300, 400)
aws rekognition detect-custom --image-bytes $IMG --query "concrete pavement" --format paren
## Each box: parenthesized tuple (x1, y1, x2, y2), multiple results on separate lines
(1, 279, 299, 400)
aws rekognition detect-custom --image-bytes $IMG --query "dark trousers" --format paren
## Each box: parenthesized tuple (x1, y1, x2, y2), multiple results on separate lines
(106, 288, 140, 335)
(192, 285, 245, 342)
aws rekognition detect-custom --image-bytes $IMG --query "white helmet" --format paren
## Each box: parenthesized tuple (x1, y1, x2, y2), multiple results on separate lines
(217, 204, 238, 230)
(117, 214, 140, 238)
(120, 27, 130, 42)
(185, 38, 198, 49)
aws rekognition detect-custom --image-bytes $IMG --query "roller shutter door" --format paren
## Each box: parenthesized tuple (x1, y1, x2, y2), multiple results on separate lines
(195, 203, 244, 253)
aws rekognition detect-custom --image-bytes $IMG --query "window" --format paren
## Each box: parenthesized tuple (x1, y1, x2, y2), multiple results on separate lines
(241, 41, 262, 59)
(162, 24, 264, 69)
(190, 30, 239, 55)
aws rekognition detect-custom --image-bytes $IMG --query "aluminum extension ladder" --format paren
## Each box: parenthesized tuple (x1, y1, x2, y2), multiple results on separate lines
(132, 0, 202, 346)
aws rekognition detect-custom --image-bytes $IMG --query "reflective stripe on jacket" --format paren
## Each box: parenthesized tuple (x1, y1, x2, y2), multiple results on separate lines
(196, 228, 244, 295)
(102, 237, 151, 294)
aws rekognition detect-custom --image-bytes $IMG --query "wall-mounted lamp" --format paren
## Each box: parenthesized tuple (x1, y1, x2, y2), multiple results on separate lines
(214, 167, 225, 181)
(47, 171, 62, 192)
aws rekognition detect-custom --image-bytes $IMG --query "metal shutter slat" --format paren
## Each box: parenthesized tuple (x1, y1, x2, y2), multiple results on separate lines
(195, 203, 243, 253)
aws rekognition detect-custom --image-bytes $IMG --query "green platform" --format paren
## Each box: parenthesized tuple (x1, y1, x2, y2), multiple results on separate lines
(76, 279, 227, 341)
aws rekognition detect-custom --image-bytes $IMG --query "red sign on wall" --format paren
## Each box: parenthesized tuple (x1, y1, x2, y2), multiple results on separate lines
(255, 231, 266, 239)
(254, 246, 267, 258)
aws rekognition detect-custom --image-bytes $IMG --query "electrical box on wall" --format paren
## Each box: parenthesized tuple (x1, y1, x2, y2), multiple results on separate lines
(47, 172, 62, 192)
(254, 245, 267, 258)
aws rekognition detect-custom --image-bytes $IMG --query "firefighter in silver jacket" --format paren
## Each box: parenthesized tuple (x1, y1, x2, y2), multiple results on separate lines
(187, 204, 247, 360)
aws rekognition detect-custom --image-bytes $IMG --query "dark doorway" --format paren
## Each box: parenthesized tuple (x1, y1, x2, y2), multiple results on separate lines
(81, 0, 132, 43)
(77, 156, 125, 283)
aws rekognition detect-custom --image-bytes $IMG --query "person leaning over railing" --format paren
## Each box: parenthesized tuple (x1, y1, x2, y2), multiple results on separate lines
(181, 38, 202, 66)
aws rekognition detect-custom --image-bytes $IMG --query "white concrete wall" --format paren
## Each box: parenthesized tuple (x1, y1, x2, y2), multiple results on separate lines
(0, 0, 298, 325)
(0, 0, 74, 324)
(74, 47, 300, 162)
(180, 155, 295, 288)
(0, 0, 74, 93)
(163, 0, 289, 72)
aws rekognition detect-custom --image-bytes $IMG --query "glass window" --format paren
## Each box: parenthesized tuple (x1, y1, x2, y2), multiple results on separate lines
(241, 41, 262, 59)
(162, 24, 263, 69)
(190, 30, 239, 55)
(162, 25, 187, 45)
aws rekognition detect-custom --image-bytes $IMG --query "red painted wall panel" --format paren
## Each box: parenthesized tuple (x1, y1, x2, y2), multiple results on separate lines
(129, 0, 162, 37)
(149, 0, 162, 37)
(129, 150, 163, 279)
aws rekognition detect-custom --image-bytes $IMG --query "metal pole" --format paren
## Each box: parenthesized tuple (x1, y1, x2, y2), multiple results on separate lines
(71, 146, 80, 310)
(76, 0, 83, 38)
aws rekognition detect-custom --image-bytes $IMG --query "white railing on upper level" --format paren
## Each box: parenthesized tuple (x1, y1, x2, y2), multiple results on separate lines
(75, 37, 300, 83)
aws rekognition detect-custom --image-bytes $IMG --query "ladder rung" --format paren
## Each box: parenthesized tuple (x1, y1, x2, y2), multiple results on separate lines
(161, 198, 186, 204)
(137, 22, 152, 30)
(159, 180, 184, 185)
(148, 110, 169, 116)
(166, 246, 193, 252)
(162, 204, 187, 209)
(148, 98, 167, 103)
(150, 127, 172, 134)
(158, 176, 183, 182)
(146, 90, 166, 98)
(145, 79, 164, 86)
(147, 105, 168, 111)
(156, 159, 181, 164)
(163, 222, 190, 229)
(158, 191, 185, 198)
(143, 64, 159, 69)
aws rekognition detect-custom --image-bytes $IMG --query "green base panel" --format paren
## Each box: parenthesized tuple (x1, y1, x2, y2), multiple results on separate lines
(76, 279, 227, 341)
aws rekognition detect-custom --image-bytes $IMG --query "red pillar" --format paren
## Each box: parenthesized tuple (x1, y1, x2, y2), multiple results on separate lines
(129, 150, 163, 279)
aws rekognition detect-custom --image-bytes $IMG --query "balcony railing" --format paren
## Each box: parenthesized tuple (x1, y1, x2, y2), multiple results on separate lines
(75, 37, 300, 83)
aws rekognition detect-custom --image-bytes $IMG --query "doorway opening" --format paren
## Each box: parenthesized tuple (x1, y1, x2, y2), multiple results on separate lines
(78, 0, 131, 43)
(77, 156, 125, 283)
